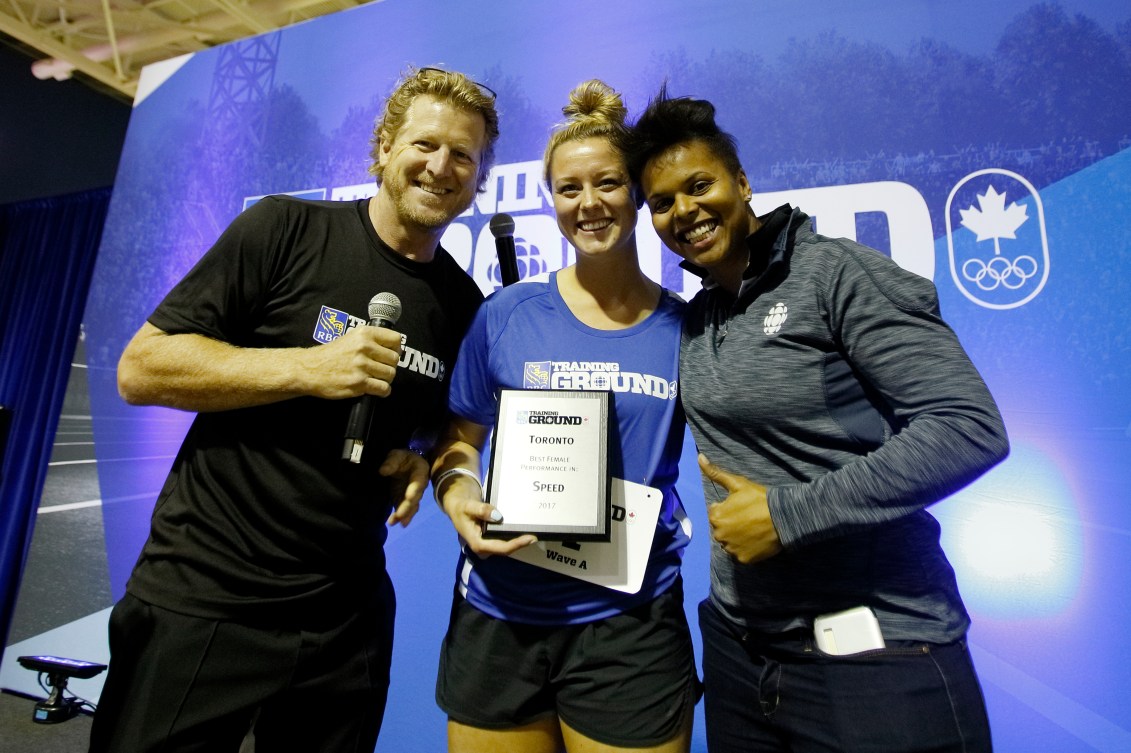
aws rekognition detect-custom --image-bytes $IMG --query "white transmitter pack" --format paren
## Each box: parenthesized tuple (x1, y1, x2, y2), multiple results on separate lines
(813, 606, 886, 655)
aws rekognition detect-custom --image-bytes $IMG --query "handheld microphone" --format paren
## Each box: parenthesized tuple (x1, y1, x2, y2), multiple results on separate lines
(342, 292, 402, 463)
(490, 213, 520, 287)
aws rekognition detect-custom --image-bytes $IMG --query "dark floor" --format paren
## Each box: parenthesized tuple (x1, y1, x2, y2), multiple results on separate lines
(0, 690, 94, 753)
(2, 349, 102, 752)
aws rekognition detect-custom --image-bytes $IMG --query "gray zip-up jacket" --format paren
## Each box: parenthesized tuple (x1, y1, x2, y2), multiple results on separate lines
(680, 205, 1009, 643)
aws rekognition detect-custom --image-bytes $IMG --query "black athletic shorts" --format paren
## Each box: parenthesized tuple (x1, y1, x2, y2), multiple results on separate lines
(435, 578, 700, 747)
(89, 589, 394, 753)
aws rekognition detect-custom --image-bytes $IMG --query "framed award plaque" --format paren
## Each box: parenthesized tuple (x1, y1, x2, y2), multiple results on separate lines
(483, 389, 611, 541)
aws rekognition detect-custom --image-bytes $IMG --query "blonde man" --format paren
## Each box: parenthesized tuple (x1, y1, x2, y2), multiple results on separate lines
(90, 67, 499, 753)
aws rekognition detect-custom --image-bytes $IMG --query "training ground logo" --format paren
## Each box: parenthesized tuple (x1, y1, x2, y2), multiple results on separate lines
(945, 169, 1049, 309)
(763, 302, 788, 335)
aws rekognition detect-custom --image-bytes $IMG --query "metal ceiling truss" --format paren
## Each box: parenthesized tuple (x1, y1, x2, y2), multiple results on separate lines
(0, 0, 370, 99)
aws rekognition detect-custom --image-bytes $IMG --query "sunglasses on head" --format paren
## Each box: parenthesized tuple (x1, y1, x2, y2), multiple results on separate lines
(419, 67, 497, 100)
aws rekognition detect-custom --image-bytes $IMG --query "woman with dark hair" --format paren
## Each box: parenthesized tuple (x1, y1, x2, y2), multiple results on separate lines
(625, 89, 1009, 753)
(429, 80, 698, 753)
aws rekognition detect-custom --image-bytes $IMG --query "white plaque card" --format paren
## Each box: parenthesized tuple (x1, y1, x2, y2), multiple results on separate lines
(508, 478, 662, 593)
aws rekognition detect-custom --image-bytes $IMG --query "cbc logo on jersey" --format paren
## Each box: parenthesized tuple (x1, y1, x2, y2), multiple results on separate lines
(763, 302, 788, 335)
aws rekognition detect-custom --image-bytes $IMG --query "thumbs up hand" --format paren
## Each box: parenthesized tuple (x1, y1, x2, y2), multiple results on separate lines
(700, 454, 783, 564)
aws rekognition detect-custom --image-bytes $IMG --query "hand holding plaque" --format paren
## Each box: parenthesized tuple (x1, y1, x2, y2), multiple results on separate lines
(483, 389, 611, 541)
(435, 466, 538, 557)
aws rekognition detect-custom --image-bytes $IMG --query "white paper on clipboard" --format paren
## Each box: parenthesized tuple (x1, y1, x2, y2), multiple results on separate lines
(508, 478, 660, 593)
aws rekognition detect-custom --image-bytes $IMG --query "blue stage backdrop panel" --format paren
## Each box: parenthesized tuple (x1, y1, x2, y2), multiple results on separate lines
(82, 1, 1131, 751)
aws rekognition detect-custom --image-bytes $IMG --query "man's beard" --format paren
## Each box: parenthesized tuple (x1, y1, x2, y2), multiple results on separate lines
(386, 178, 470, 231)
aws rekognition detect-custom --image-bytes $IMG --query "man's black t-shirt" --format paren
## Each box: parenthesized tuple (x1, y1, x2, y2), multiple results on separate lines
(127, 195, 483, 625)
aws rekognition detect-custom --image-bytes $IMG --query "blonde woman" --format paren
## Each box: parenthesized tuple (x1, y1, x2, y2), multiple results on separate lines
(430, 80, 698, 753)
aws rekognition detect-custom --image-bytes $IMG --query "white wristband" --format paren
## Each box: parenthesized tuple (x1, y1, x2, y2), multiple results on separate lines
(433, 466, 482, 498)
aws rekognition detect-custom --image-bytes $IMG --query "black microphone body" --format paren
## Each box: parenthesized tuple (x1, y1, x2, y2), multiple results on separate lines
(342, 293, 402, 463)
(490, 213, 520, 287)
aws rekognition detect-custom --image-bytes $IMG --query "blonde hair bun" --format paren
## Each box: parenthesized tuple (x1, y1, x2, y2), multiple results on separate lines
(562, 80, 627, 127)
(543, 79, 630, 183)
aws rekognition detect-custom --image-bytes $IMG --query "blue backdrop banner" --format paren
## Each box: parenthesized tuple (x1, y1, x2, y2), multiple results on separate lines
(82, 1, 1131, 750)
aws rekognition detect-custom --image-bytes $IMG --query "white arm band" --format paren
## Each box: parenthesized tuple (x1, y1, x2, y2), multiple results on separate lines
(432, 466, 482, 498)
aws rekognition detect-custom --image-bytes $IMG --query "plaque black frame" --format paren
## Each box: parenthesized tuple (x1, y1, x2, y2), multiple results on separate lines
(483, 389, 611, 542)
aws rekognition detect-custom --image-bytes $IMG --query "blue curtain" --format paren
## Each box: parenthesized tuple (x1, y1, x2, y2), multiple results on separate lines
(0, 188, 111, 647)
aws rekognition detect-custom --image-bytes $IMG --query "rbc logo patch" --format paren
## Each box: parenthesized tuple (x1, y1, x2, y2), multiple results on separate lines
(524, 361, 551, 389)
(313, 305, 349, 343)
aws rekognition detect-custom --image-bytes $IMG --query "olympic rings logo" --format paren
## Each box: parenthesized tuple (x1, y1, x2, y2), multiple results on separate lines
(961, 254, 1039, 291)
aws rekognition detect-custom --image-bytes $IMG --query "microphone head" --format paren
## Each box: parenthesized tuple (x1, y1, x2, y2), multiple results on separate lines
(368, 292, 402, 326)
(489, 213, 515, 238)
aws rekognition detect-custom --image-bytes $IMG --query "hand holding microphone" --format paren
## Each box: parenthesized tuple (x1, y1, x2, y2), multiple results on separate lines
(342, 292, 402, 463)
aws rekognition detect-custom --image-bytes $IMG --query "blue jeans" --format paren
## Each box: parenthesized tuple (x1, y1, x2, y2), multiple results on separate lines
(699, 599, 992, 753)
